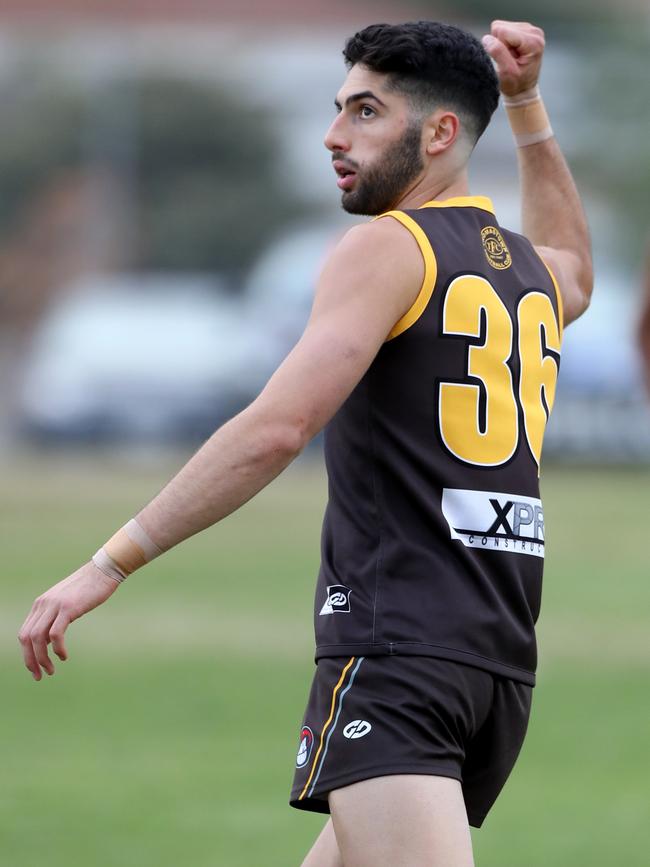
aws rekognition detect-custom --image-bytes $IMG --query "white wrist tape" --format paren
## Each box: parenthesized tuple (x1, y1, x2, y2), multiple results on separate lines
(92, 518, 163, 584)
(503, 86, 553, 147)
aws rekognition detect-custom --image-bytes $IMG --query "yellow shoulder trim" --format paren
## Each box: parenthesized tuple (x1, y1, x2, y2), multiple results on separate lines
(538, 256, 564, 341)
(374, 210, 438, 340)
(420, 195, 495, 215)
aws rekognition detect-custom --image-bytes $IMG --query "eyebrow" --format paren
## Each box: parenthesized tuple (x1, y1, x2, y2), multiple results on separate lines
(334, 90, 388, 110)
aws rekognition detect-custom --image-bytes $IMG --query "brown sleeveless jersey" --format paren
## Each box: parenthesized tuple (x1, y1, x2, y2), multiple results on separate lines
(314, 196, 563, 685)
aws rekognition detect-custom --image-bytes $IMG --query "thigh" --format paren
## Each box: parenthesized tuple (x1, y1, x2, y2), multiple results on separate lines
(301, 819, 343, 867)
(329, 774, 474, 867)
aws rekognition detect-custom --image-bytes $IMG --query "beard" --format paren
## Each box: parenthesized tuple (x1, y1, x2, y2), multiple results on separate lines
(338, 123, 424, 216)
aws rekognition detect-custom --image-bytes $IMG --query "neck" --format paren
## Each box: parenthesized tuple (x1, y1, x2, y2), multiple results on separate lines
(394, 169, 470, 211)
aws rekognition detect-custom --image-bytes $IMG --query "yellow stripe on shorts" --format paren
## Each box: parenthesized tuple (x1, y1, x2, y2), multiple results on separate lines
(298, 656, 356, 801)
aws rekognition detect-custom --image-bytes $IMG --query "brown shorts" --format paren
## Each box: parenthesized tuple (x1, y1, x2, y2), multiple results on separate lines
(290, 655, 532, 828)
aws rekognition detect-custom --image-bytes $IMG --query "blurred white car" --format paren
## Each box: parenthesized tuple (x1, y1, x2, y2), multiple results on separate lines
(545, 263, 650, 460)
(244, 223, 343, 355)
(19, 273, 280, 443)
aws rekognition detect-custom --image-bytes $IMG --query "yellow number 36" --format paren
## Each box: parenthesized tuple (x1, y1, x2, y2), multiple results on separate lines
(438, 274, 561, 471)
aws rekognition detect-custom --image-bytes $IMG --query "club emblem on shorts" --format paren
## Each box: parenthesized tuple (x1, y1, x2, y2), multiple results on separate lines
(481, 226, 512, 270)
(296, 726, 314, 768)
(319, 584, 352, 616)
(343, 719, 372, 740)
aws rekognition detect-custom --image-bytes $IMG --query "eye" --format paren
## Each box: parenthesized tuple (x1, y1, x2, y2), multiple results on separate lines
(360, 104, 376, 119)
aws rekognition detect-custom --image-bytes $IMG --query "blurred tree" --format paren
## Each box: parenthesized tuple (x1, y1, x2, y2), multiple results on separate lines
(572, 27, 650, 266)
(0, 72, 299, 291)
(130, 76, 299, 274)
(0, 71, 300, 443)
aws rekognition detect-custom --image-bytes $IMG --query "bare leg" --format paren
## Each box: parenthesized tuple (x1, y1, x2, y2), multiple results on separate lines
(301, 819, 344, 867)
(329, 775, 474, 867)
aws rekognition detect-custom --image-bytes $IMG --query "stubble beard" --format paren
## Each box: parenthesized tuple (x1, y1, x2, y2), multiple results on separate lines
(340, 123, 424, 217)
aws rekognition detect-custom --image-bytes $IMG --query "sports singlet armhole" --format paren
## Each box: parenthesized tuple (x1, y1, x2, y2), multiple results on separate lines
(535, 253, 565, 341)
(373, 211, 438, 340)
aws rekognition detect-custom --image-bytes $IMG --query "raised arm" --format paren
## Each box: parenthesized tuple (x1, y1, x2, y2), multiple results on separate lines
(19, 217, 424, 680)
(482, 20, 593, 326)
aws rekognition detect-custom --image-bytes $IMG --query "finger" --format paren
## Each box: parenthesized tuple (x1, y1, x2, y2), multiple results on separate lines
(49, 610, 70, 661)
(18, 604, 46, 680)
(18, 621, 42, 680)
(491, 24, 525, 49)
(491, 20, 542, 32)
(491, 24, 544, 57)
(29, 610, 57, 676)
(490, 21, 544, 42)
(482, 35, 520, 78)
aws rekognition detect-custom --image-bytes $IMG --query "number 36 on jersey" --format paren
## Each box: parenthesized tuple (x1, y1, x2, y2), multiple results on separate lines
(436, 274, 561, 471)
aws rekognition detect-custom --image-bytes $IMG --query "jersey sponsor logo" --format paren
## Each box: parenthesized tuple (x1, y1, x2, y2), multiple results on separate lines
(296, 726, 314, 769)
(442, 488, 544, 558)
(319, 584, 352, 616)
(343, 719, 372, 740)
(481, 225, 512, 270)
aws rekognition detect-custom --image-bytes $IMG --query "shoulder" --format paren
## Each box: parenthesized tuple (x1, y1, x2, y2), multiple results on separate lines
(328, 215, 427, 274)
(316, 217, 426, 312)
(305, 216, 434, 345)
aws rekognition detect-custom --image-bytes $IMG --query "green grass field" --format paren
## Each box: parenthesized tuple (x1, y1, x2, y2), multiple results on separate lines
(2, 453, 649, 866)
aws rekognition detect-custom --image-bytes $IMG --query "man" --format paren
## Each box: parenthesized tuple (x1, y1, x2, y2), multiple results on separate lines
(20, 19, 592, 867)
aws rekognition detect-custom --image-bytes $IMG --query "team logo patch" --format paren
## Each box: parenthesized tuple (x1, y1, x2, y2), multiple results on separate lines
(442, 488, 545, 558)
(319, 584, 352, 616)
(481, 226, 512, 270)
(296, 726, 314, 769)
(343, 720, 372, 740)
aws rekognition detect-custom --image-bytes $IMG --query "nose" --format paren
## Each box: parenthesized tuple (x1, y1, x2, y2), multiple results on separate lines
(324, 113, 350, 153)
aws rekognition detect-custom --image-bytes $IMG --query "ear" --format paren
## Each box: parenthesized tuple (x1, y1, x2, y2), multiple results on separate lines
(424, 110, 461, 155)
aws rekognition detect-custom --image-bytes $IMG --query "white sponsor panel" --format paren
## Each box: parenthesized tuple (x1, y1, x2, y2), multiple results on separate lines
(442, 488, 545, 558)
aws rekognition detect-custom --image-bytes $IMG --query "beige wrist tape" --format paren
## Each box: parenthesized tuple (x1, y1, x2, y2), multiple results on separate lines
(92, 519, 163, 584)
(503, 86, 553, 147)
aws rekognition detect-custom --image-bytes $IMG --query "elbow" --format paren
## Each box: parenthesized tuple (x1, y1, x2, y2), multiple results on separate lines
(273, 418, 310, 460)
(566, 254, 594, 322)
(577, 259, 594, 315)
(246, 410, 309, 466)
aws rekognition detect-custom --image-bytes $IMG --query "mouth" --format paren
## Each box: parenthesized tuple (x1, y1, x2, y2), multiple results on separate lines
(333, 160, 358, 192)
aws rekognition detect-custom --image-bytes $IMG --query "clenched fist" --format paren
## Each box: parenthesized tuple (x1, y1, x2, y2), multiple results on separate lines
(482, 21, 546, 97)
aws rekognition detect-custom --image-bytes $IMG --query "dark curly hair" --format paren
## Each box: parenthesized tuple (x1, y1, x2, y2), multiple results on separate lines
(343, 21, 499, 144)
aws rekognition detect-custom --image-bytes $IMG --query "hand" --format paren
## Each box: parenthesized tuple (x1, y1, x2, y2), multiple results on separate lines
(18, 561, 119, 680)
(482, 21, 546, 97)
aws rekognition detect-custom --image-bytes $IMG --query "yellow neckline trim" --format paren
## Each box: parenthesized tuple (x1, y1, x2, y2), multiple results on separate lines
(420, 195, 495, 215)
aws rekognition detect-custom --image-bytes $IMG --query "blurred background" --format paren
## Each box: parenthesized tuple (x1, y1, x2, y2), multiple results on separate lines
(1, 1, 649, 865)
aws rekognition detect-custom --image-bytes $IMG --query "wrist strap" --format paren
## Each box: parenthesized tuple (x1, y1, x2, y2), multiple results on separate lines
(503, 86, 553, 147)
(92, 518, 162, 584)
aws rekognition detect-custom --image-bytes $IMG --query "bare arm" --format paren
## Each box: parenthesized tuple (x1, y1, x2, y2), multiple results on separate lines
(136, 217, 423, 549)
(483, 21, 593, 326)
(19, 217, 424, 679)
